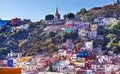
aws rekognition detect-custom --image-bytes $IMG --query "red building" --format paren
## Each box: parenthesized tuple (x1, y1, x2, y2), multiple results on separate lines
(10, 18, 21, 25)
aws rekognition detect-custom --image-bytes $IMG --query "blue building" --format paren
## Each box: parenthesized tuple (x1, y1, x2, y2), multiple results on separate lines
(0, 19, 10, 32)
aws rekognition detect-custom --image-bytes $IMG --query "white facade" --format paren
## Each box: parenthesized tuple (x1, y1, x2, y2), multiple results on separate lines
(85, 42, 93, 49)
(102, 18, 117, 25)
(78, 28, 88, 37)
(98, 22, 105, 26)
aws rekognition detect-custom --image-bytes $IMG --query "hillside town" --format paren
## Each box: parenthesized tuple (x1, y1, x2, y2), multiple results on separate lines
(0, 7, 120, 74)
(0, 1, 120, 74)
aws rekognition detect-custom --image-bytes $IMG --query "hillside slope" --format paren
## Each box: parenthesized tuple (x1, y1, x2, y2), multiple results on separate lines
(89, 4, 120, 18)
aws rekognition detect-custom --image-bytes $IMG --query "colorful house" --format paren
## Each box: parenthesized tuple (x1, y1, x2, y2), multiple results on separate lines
(0, 18, 31, 33)
(65, 28, 72, 33)
(94, 17, 105, 26)
(57, 49, 73, 57)
(98, 22, 105, 26)
(63, 24, 72, 33)
(88, 31, 97, 38)
(8, 19, 31, 32)
(90, 24, 97, 31)
(94, 17, 104, 23)
(63, 24, 77, 33)
(11, 23, 30, 32)
(76, 22, 90, 30)
(94, 18, 101, 23)
(10, 18, 21, 25)
(78, 28, 88, 37)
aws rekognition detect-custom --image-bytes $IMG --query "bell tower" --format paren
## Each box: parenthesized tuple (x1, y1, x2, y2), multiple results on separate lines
(55, 7, 60, 20)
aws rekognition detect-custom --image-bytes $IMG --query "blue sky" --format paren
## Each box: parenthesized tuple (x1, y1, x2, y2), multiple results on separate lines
(0, 0, 116, 21)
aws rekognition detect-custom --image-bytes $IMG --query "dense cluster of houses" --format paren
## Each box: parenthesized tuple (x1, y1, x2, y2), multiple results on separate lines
(0, 44, 119, 74)
(39, 12, 120, 73)
(44, 8, 119, 41)
(0, 18, 31, 33)
(0, 18, 120, 74)
(44, 17, 117, 40)
(0, 8, 120, 74)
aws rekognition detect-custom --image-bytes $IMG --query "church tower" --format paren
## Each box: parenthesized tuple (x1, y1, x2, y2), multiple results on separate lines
(55, 7, 60, 20)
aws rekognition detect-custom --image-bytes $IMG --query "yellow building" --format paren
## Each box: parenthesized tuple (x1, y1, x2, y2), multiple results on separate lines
(90, 24, 97, 31)
(75, 59, 85, 66)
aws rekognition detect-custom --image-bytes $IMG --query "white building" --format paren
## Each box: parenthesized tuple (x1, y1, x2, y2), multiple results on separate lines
(84, 41, 93, 50)
(78, 28, 88, 37)
(102, 18, 117, 25)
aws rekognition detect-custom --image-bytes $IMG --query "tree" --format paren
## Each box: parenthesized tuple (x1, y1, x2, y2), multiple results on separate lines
(18, 40, 27, 50)
(35, 21, 41, 25)
(105, 20, 120, 53)
(76, 43, 83, 49)
(76, 12, 82, 16)
(0, 47, 8, 59)
(83, 13, 95, 22)
(76, 8, 87, 16)
(41, 46, 47, 51)
(45, 14, 54, 20)
(66, 13, 75, 19)
(112, 46, 117, 52)
(39, 19, 45, 25)
(46, 31, 55, 38)
(106, 41, 114, 49)
(81, 37, 88, 42)
(80, 8, 87, 14)
(106, 34, 117, 41)
(61, 32, 78, 40)
(63, 14, 67, 20)
(34, 19, 45, 25)
(118, 41, 120, 46)
(48, 43, 56, 53)
(46, 38, 52, 43)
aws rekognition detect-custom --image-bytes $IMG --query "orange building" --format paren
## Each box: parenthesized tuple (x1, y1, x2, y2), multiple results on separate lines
(0, 68, 22, 74)
(90, 24, 97, 31)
